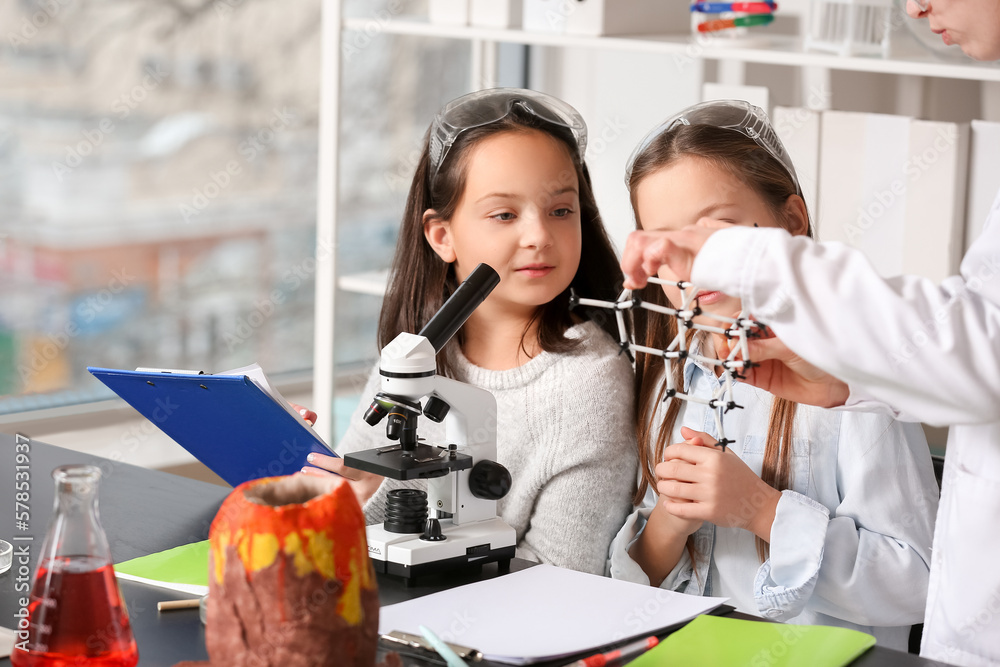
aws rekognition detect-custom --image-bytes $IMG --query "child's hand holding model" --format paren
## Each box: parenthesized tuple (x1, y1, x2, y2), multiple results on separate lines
(632, 424, 781, 588)
(303, 89, 637, 576)
(658, 426, 781, 537)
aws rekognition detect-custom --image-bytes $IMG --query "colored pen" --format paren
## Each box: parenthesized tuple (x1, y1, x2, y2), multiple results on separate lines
(419, 625, 470, 667)
(568, 636, 659, 667)
(691, 1, 777, 13)
(698, 13, 775, 31)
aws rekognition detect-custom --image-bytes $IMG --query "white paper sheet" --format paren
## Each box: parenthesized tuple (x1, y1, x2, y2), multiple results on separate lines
(114, 571, 209, 597)
(0, 625, 16, 658)
(378, 564, 728, 665)
(220, 362, 319, 435)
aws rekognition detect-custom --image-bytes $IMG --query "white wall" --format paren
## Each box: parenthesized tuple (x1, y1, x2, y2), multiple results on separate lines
(531, 46, 703, 254)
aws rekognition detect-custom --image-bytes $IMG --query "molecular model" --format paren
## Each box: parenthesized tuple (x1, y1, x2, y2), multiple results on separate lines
(571, 277, 766, 451)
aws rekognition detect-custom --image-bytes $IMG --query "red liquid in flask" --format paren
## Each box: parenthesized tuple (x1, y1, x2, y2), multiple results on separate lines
(12, 556, 138, 667)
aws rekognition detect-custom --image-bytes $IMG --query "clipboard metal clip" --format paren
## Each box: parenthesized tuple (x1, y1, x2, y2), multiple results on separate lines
(135, 367, 206, 375)
(381, 630, 483, 662)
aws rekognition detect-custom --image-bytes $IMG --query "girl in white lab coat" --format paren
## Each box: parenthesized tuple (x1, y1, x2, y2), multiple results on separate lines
(608, 101, 940, 650)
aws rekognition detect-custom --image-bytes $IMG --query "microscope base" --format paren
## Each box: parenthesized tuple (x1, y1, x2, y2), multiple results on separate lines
(367, 517, 517, 581)
(374, 545, 517, 581)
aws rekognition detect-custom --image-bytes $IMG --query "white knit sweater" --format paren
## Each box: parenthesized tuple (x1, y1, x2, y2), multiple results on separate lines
(336, 320, 638, 576)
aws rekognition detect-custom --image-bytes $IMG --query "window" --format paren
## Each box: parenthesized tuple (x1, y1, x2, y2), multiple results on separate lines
(0, 0, 322, 413)
(0, 0, 473, 431)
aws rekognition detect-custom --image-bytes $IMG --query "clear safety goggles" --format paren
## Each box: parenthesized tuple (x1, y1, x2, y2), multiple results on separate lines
(626, 99, 801, 196)
(909, 0, 929, 11)
(428, 88, 588, 184)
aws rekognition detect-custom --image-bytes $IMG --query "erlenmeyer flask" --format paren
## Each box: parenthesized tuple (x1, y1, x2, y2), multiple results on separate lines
(11, 465, 139, 667)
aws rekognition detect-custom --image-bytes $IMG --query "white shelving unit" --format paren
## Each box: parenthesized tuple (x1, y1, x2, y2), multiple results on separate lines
(342, 17, 1000, 82)
(313, 6, 997, 442)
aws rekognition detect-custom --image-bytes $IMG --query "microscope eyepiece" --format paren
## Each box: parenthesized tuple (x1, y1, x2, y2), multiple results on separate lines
(418, 263, 500, 353)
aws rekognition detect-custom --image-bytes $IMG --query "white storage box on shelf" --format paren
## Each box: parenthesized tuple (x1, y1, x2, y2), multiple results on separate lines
(523, 0, 690, 35)
(470, 0, 522, 28)
(817, 110, 968, 283)
(805, 0, 893, 57)
(523, 0, 562, 33)
(904, 119, 969, 281)
(773, 106, 822, 217)
(429, 0, 470, 26)
(966, 120, 1000, 252)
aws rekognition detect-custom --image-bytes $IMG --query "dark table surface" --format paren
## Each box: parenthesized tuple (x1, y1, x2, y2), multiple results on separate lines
(0, 433, 953, 666)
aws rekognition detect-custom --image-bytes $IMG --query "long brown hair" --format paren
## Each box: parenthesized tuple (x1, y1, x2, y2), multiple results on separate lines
(378, 102, 624, 377)
(629, 124, 812, 562)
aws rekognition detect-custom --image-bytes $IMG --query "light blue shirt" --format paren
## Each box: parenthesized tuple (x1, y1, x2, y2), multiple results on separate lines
(609, 337, 939, 651)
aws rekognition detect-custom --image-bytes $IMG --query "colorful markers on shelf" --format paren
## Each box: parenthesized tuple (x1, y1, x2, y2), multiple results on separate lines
(691, 1, 777, 13)
(697, 13, 775, 32)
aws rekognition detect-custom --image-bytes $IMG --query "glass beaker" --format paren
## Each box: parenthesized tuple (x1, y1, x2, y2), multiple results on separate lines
(11, 465, 139, 667)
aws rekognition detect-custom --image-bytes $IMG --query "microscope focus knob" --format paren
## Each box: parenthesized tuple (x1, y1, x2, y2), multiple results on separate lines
(423, 396, 450, 423)
(469, 461, 512, 500)
(420, 518, 446, 542)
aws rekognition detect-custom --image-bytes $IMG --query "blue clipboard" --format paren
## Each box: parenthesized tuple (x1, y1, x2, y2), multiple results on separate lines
(88, 367, 338, 487)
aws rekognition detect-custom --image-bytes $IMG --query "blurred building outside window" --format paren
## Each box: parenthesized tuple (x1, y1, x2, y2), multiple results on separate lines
(0, 0, 470, 451)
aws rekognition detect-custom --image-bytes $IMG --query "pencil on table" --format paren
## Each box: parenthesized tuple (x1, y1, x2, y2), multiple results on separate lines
(157, 598, 202, 612)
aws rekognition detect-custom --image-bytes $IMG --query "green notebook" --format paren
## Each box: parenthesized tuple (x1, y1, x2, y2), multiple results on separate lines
(626, 615, 876, 667)
(115, 540, 210, 596)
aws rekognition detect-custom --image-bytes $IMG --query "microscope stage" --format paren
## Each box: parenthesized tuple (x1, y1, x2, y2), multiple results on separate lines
(344, 442, 473, 480)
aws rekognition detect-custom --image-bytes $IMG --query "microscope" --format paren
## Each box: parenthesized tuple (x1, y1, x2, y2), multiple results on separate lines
(344, 263, 516, 580)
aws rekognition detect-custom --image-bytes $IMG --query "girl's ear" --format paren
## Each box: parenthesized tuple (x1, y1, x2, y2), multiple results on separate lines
(423, 209, 457, 263)
(782, 194, 810, 237)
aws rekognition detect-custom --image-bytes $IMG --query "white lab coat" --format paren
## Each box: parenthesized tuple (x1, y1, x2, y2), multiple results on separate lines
(690, 189, 1000, 666)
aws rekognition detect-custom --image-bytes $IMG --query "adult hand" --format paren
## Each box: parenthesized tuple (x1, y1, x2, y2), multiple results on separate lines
(657, 427, 780, 541)
(740, 334, 850, 408)
(300, 452, 385, 508)
(620, 219, 728, 290)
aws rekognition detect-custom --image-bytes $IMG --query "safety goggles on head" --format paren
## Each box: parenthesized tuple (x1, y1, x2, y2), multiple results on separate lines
(626, 99, 801, 196)
(428, 88, 588, 185)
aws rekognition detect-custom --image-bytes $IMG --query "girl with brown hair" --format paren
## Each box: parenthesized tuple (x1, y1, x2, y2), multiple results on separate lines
(304, 89, 637, 576)
(609, 101, 939, 649)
